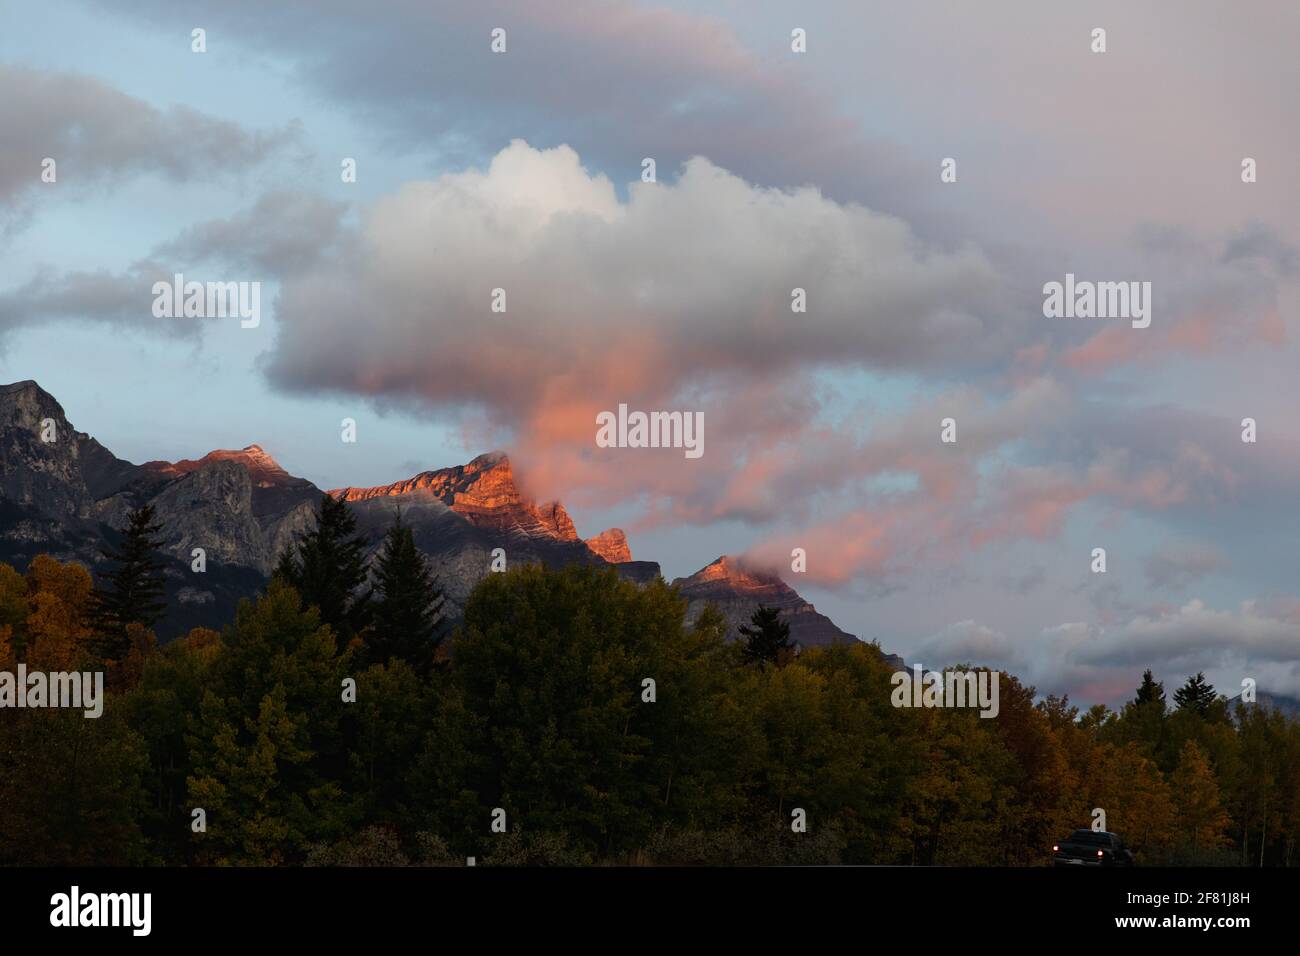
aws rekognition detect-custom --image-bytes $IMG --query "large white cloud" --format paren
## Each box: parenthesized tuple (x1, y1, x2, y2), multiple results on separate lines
(264, 139, 1013, 407)
(260, 139, 1026, 519)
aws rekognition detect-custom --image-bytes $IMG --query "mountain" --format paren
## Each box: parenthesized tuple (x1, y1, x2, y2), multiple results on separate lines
(1228, 690, 1300, 722)
(585, 528, 632, 563)
(0, 380, 272, 635)
(672, 555, 877, 654)
(0, 380, 870, 656)
(329, 452, 653, 617)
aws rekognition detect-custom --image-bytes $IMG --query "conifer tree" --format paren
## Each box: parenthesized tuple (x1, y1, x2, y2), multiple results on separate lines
(1173, 672, 1217, 716)
(368, 514, 445, 674)
(276, 494, 372, 641)
(92, 504, 167, 660)
(1134, 669, 1166, 709)
(738, 605, 793, 666)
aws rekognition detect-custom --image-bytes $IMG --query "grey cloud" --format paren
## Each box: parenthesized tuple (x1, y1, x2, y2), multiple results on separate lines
(1144, 540, 1227, 591)
(913, 619, 1024, 671)
(998, 566, 1046, 596)
(1222, 223, 1298, 277)
(155, 191, 350, 276)
(262, 140, 1017, 412)
(1076, 601, 1300, 677)
(0, 65, 299, 226)
(77, 0, 930, 221)
(0, 189, 345, 346)
(0, 260, 199, 344)
(920, 601, 1300, 707)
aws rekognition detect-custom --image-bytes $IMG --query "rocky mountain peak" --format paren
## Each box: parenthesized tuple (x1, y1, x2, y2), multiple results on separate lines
(585, 528, 632, 563)
(465, 450, 510, 473)
(0, 379, 50, 399)
(143, 444, 292, 487)
(673, 554, 857, 650)
(329, 450, 581, 543)
(688, 555, 789, 594)
(0, 379, 67, 429)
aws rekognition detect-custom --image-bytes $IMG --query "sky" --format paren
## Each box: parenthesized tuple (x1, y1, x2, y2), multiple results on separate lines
(2, 0, 1298, 707)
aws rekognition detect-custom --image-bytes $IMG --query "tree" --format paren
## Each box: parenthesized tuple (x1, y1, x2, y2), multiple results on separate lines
(0, 705, 150, 865)
(185, 581, 355, 864)
(438, 564, 732, 857)
(368, 515, 445, 674)
(1134, 670, 1166, 708)
(1174, 672, 1217, 716)
(1171, 740, 1231, 853)
(1091, 742, 1175, 858)
(92, 504, 168, 661)
(276, 494, 371, 642)
(737, 605, 793, 666)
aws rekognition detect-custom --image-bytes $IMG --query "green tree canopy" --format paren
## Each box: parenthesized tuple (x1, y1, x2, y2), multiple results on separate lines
(276, 494, 372, 642)
(1174, 672, 1218, 716)
(367, 514, 445, 675)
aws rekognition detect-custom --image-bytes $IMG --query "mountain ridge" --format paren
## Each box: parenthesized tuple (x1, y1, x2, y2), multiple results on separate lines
(672, 554, 892, 656)
(0, 379, 869, 652)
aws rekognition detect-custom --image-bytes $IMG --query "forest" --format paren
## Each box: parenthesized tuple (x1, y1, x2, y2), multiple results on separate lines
(1, 497, 1297, 867)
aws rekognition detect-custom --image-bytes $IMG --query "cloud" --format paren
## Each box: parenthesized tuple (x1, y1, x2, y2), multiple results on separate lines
(154, 191, 349, 276)
(1058, 225, 1292, 373)
(0, 190, 339, 346)
(738, 384, 1258, 590)
(248, 143, 1291, 587)
(262, 139, 1019, 504)
(914, 619, 1024, 670)
(81, 0, 927, 216)
(9, 140, 1280, 601)
(0, 65, 298, 230)
(0, 260, 200, 345)
(997, 566, 1047, 595)
(918, 599, 1300, 705)
(1143, 540, 1227, 591)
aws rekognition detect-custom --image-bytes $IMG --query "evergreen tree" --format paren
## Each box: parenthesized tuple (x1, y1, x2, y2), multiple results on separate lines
(1134, 669, 1166, 708)
(276, 494, 372, 641)
(738, 605, 793, 666)
(92, 504, 167, 661)
(368, 514, 445, 674)
(1173, 672, 1217, 716)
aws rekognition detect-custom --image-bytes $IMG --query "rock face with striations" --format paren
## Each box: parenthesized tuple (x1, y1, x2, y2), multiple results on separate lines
(137, 445, 320, 569)
(330, 452, 657, 618)
(672, 555, 863, 651)
(584, 527, 632, 563)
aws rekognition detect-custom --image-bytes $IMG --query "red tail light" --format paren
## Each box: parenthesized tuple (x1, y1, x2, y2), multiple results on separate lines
(1052, 844, 1059, 852)
(1097, 849, 1104, 857)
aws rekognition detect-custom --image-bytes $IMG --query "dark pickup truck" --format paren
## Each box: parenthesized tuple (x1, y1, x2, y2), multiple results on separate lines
(1052, 829, 1135, 867)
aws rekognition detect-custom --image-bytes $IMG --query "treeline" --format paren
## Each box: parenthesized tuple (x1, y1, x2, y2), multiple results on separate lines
(1, 499, 1298, 866)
